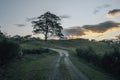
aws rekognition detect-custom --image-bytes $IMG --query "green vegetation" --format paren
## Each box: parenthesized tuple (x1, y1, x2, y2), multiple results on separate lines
(0, 51, 58, 80)
(20, 39, 120, 80)
(70, 53, 115, 80)
(76, 43, 120, 78)
(37, 39, 113, 55)
(0, 33, 120, 80)
(0, 32, 21, 65)
(0, 31, 58, 80)
(40, 39, 118, 80)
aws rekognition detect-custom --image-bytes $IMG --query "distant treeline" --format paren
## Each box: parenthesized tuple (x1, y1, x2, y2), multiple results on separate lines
(76, 46, 120, 77)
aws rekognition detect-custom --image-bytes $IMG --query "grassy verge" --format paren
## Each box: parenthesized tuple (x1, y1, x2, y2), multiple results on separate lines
(69, 50, 115, 80)
(1, 51, 58, 80)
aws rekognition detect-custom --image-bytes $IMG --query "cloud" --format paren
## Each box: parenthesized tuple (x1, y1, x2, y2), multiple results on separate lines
(63, 26, 85, 37)
(93, 10, 99, 14)
(83, 21, 120, 33)
(94, 4, 111, 14)
(107, 9, 120, 18)
(59, 15, 71, 19)
(103, 4, 111, 8)
(14, 24, 26, 27)
(26, 17, 37, 22)
(63, 21, 120, 39)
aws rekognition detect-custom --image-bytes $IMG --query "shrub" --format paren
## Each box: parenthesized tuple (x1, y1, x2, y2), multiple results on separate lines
(0, 39, 21, 65)
(101, 46, 120, 76)
(22, 48, 49, 54)
(76, 46, 120, 77)
(76, 46, 98, 64)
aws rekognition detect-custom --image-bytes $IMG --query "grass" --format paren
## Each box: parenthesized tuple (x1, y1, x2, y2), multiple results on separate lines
(69, 50, 115, 80)
(61, 39, 114, 55)
(1, 51, 58, 80)
(42, 39, 117, 80)
(31, 39, 114, 56)
(1, 39, 118, 80)
(21, 39, 114, 55)
(20, 39, 118, 80)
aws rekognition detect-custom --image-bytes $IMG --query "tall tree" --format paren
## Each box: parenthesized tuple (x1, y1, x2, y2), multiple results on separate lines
(32, 11, 64, 41)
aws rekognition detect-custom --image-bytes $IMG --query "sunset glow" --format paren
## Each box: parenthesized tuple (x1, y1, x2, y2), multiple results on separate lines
(0, 0, 120, 41)
(66, 27, 120, 41)
(68, 35, 81, 39)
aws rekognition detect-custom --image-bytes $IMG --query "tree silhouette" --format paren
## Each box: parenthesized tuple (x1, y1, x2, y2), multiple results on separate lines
(0, 26, 5, 40)
(32, 11, 64, 41)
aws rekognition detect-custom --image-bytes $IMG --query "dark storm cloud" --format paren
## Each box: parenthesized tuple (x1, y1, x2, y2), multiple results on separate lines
(63, 26, 85, 36)
(59, 15, 71, 19)
(107, 9, 120, 17)
(26, 17, 37, 22)
(83, 21, 120, 33)
(14, 24, 26, 27)
(63, 21, 120, 37)
(94, 4, 111, 14)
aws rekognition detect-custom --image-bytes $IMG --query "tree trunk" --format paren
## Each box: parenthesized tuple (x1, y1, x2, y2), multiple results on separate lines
(45, 35, 47, 41)
(45, 31, 48, 41)
(45, 26, 48, 41)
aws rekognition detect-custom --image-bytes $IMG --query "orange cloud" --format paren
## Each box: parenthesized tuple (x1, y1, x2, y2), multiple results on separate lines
(83, 21, 120, 33)
(83, 27, 120, 41)
(63, 21, 120, 40)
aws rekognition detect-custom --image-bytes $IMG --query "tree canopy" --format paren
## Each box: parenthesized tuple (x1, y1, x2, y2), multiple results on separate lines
(32, 11, 64, 41)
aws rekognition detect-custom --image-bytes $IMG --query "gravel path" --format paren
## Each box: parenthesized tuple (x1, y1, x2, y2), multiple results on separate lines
(47, 48, 90, 80)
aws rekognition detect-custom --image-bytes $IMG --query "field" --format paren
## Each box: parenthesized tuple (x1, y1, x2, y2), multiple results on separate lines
(20, 39, 119, 80)
(1, 47, 58, 80)
(1, 39, 119, 80)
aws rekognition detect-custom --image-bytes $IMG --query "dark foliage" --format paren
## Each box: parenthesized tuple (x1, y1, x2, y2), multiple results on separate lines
(76, 46, 120, 77)
(0, 39, 21, 65)
(76, 47, 99, 64)
(101, 46, 120, 75)
(22, 48, 49, 54)
(0, 30, 5, 41)
(32, 11, 64, 41)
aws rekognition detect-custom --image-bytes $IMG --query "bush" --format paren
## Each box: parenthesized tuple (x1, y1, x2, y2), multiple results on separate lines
(101, 46, 120, 76)
(0, 31, 6, 42)
(76, 46, 98, 64)
(76, 46, 120, 77)
(0, 39, 21, 65)
(22, 48, 49, 54)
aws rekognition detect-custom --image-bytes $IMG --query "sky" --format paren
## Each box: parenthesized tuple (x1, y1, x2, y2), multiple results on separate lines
(0, 0, 120, 40)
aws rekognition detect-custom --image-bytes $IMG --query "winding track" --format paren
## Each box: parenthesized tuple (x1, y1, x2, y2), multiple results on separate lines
(47, 48, 90, 80)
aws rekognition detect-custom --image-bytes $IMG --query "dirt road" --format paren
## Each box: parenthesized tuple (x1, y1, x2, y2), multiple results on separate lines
(47, 48, 90, 80)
